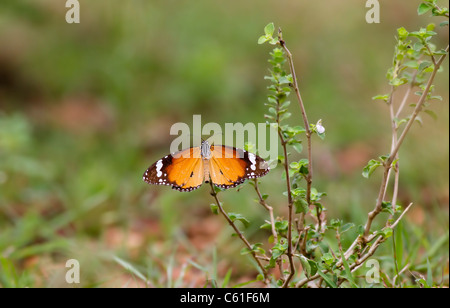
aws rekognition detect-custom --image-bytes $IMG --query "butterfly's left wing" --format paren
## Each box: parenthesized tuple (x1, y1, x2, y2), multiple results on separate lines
(209, 145, 270, 189)
(143, 147, 204, 192)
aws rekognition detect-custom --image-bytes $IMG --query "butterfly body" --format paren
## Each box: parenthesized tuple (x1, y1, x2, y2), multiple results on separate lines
(143, 141, 269, 192)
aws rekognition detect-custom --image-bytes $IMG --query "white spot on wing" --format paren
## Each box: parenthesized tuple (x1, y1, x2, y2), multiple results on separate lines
(248, 153, 256, 171)
(156, 159, 163, 177)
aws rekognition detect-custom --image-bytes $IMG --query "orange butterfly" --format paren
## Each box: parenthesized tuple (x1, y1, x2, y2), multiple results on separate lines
(143, 140, 270, 192)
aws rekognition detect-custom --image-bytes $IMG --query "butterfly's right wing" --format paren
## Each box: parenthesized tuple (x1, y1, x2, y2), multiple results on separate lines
(143, 147, 204, 192)
(209, 145, 269, 189)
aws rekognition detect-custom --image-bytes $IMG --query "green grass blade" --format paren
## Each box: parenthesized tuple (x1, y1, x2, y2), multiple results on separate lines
(317, 270, 337, 288)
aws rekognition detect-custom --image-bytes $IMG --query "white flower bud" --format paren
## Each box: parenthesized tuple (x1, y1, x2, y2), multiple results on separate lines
(316, 119, 325, 134)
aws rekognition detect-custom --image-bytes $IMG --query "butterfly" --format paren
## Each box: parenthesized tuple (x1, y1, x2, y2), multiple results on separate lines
(143, 140, 270, 192)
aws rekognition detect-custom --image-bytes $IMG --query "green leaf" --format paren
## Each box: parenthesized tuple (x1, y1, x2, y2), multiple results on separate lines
(341, 254, 358, 288)
(259, 222, 272, 230)
(114, 256, 148, 283)
(317, 270, 337, 288)
(362, 159, 382, 178)
(210, 203, 219, 215)
(264, 23, 275, 36)
(280, 100, 291, 109)
(240, 247, 252, 255)
(292, 143, 303, 153)
(378, 154, 389, 162)
(299, 255, 311, 277)
(397, 27, 409, 40)
(356, 225, 365, 235)
(440, 21, 449, 27)
(426, 259, 433, 287)
(378, 227, 393, 238)
(241, 243, 265, 256)
(258, 35, 268, 45)
(433, 49, 447, 56)
(321, 252, 335, 266)
(221, 268, 232, 288)
(289, 162, 300, 170)
(294, 198, 309, 214)
(228, 212, 250, 228)
(372, 94, 390, 102)
(381, 201, 394, 215)
(418, 3, 433, 15)
(390, 77, 408, 87)
(317, 131, 326, 140)
(418, 61, 432, 73)
(403, 60, 419, 69)
(0, 257, 18, 287)
(341, 223, 355, 234)
(429, 95, 443, 101)
(424, 109, 438, 120)
(416, 277, 431, 288)
(413, 41, 425, 53)
(255, 273, 264, 282)
(414, 115, 423, 127)
(269, 38, 278, 45)
(275, 220, 289, 232)
(330, 219, 342, 229)
(279, 112, 292, 122)
(278, 75, 292, 85)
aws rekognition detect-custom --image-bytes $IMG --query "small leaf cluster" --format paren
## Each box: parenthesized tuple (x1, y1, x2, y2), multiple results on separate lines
(372, 4, 447, 123)
(418, 0, 449, 19)
(258, 22, 278, 45)
(264, 47, 294, 127)
(259, 23, 332, 282)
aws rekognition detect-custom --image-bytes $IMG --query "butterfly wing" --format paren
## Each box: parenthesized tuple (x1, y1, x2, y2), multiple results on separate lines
(209, 145, 269, 189)
(143, 147, 204, 192)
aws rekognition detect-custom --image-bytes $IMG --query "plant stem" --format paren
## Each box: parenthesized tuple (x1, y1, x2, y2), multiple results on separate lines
(208, 181, 269, 283)
(363, 45, 448, 242)
(277, 28, 315, 288)
(278, 29, 321, 233)
(277, 124, 296, 288)
(278, 31, 313, 196)
(296, 203, 412, 288)
(253, 180, 278, 244)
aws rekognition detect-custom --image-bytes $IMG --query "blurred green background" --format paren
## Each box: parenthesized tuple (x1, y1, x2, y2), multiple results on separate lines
(0, 0, 448, 287)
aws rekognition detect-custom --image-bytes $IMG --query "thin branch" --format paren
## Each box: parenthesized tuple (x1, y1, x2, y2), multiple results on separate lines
(388, 86, 399, 222)
(277, 126, 296, 288)
(389, 45, 448, 165)
(296, 202, 413, 288)
(277, 27, 315, 287)
(390, 202, 413, 229)
(278, 29, 314, 221)
(395, 72, 417, 118)
(363, 45, 449, 242)
(253, 180, 278, 244)
(425, 44, 438, 66)
(271, 64, 296, 287)
(208, 181, 269, 283)
(392, 263, 410, 287)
